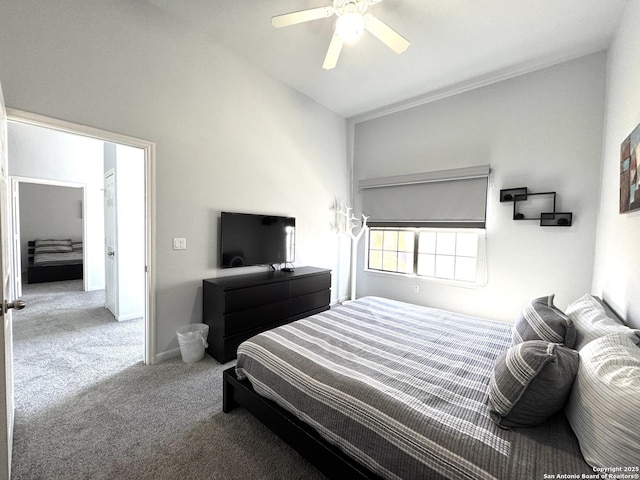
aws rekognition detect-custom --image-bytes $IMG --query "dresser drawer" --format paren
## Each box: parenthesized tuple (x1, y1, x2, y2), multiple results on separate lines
(290, 273, 331, 297)
(289, 289, 331, 317)
(222, 315, 301, 363)
(224, 282, 289, 313)
(223, 299, 288, 336)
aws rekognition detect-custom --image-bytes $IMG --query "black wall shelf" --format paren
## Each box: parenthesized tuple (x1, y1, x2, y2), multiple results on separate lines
(500, 187, 572, 227)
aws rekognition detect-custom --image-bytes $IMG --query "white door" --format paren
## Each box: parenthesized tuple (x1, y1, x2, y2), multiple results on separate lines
(104, 170, 117, 316)
(0, 83, 24, 478)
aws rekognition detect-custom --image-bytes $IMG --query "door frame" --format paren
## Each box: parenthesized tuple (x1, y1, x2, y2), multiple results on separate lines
(6, 109, 157, 365)
(10, 177, 88, 292)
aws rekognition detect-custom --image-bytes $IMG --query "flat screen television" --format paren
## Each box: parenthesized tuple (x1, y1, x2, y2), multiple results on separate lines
(220, 212, 295, 268)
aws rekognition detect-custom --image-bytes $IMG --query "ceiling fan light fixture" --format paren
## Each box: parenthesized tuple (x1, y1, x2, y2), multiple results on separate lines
(336, 11, 364, 42)
(272, 0, 410, 69)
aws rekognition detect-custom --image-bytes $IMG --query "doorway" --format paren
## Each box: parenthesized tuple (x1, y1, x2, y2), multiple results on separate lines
(11, 179, 88, 294)
(6, 110, 155, 364)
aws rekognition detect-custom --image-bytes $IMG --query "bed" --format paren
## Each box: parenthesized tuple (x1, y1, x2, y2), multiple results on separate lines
(222, 295, 636, 480)
(27, 239, 83, 284)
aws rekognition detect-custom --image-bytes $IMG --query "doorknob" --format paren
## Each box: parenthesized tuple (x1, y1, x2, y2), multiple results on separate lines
(4, 299, 26, 313)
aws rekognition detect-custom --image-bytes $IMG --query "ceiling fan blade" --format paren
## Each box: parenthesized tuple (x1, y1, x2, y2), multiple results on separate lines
(272, 6, 334, 28)
(363, 13, 410, 54)
(322, 33, 344, 70)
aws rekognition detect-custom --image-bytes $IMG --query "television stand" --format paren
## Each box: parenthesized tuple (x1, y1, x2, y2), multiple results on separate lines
(202, 266, 331, 363)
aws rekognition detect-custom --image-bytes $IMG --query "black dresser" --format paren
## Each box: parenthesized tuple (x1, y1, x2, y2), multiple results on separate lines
(202, 267, 331, 362)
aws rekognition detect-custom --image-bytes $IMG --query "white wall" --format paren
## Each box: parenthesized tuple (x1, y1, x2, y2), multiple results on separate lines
(18, 183, 82, 272)
(592, 1, 640, 329)
(352, 53, 607, 322)
(7, 122, 106, 290)
(0, 0, 349, 359)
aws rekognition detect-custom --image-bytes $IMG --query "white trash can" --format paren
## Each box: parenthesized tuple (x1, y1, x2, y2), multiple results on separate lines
(176, 323, 209, 363)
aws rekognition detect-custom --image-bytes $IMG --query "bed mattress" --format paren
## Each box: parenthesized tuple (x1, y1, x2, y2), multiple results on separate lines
(235, 296, 591, 480)
(33, 251, 83, 266)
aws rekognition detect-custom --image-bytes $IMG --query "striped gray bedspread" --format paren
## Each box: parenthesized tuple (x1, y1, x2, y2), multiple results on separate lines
(235, 296, 591, 480)
(34, 251, 83, 266)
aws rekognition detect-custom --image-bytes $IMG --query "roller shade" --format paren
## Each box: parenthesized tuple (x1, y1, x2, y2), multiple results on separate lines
(359, 165, 490, 228)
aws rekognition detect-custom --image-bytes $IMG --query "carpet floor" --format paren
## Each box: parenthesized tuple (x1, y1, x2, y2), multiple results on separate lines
(10, 280, 326, 480)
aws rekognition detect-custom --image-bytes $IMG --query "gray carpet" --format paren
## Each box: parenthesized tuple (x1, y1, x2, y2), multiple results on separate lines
(10, 280, 326, 480)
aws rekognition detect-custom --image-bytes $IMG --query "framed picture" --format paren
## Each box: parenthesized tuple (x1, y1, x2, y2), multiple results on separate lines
(620, 122, 640, 213)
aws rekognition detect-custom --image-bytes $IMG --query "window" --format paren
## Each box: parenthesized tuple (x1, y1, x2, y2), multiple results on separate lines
(367, 228, 483, 284)
(368, 229, 415, 274)
(359, 166, 489, 285)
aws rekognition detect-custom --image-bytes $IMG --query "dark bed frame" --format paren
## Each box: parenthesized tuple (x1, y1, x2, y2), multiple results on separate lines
(223, 367, 383, 480)
(27, 240, 83, 284)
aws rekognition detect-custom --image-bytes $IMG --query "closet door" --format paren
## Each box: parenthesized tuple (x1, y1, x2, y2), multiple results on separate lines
(104, 170, 118, 317)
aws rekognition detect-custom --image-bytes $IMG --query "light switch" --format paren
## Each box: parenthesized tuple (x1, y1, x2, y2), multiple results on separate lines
(173, 238, 187, 250)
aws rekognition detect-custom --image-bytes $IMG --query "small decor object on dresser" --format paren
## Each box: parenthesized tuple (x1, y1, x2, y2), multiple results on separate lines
(620, 122, 640, 213)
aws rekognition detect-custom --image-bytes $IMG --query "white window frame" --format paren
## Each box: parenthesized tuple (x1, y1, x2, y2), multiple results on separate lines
(365, 227, 487, 288)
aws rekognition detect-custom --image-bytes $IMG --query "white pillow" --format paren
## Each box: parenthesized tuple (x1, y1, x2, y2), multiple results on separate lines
(565, 294, 632, 350)
(565, 330, 640, 468)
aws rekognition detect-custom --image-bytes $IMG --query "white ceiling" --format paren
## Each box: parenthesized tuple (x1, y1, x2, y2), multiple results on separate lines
(145, 0, 627, 119)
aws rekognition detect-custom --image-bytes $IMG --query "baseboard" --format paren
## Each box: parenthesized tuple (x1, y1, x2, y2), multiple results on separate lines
(116, 312, 144, 322)
(154, 347, 181, 363)
(334, 295, 352, 305)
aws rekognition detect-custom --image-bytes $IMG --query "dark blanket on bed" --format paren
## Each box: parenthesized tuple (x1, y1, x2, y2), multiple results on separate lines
(236, 296, 591, 480)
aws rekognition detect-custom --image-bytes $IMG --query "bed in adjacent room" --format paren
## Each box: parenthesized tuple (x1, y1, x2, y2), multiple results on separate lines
(27, 239, 83, 284)
(224, 295, 639, 480)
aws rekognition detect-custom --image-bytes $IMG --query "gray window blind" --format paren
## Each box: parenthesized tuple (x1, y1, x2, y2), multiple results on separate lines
(359, 165, 490, 228)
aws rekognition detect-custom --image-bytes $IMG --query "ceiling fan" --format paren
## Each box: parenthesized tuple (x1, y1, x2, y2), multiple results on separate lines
(272, 0, 410, 70)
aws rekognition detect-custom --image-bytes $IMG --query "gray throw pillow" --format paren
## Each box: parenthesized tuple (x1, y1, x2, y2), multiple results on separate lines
(512, 295, 576, 348)
(488, 340, 579, 429)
